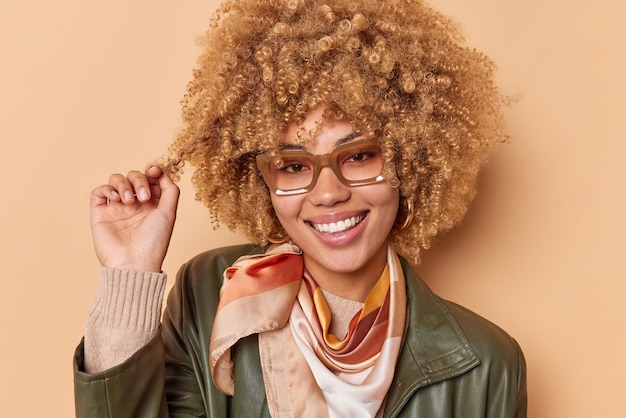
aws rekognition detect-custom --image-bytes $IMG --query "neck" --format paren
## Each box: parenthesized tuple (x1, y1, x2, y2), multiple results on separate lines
(303, 245, 389, 302)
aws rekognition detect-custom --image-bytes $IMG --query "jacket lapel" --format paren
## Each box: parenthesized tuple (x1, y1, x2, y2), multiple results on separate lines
(383, 258, 480, 417)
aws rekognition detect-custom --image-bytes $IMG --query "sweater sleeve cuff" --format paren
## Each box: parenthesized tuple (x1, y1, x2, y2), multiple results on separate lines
(89, 267, 168, 332)
(83, 268, 167, 373)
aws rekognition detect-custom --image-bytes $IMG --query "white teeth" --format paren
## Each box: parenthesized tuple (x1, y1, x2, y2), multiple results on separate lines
(311, 215, 364, 234)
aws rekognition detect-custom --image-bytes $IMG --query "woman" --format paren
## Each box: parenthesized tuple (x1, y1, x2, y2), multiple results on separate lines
(74, 0, 526, 417)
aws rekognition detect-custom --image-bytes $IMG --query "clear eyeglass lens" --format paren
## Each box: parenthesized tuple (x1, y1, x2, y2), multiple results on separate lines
(335, 143, 383, 181)
(269, 155, 315, 191)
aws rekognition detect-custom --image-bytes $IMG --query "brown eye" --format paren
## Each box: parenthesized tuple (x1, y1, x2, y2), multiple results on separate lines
(347, 151, 369, 163)
(282, 163, 306, 173)
(340, 145, 382, 165)
(275, 158, 312, 174)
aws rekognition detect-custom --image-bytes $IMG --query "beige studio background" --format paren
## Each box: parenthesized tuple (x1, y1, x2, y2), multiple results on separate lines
(1, 0, 625, 416)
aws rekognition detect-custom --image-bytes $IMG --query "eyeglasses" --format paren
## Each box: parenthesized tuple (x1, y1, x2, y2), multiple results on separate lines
(256, 137, 385, 196)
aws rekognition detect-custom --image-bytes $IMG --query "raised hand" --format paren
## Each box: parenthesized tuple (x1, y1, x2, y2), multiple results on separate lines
(89, 166, 180, 273)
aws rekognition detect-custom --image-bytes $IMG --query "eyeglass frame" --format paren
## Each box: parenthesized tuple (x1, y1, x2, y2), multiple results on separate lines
(256, 137, 386, 196)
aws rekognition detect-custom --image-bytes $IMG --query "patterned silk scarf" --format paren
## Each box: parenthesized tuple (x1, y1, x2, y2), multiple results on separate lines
(209, 244, 407, 418)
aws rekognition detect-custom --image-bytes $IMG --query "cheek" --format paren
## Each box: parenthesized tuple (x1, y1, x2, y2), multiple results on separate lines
(270, 195, 302, 227)
(387, 198, 401, 223)
(371, 185, 400, 209)
(371, 186, 401, 226)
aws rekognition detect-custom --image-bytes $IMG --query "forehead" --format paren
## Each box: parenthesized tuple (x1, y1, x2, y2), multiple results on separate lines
(283, 105, 327, 141)
(279, 131, 365, 152)
(282, 106, 358, 153)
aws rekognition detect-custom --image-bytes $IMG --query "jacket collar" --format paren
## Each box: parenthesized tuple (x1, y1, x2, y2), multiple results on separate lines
(383, 257, 480, 417)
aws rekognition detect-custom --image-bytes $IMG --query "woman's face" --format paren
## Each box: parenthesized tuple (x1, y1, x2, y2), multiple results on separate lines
(269, 105, 399, 295)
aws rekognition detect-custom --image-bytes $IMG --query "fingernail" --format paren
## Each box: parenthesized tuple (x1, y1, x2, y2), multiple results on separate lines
(124, 191, 134, 201)
(139, 187, 149, 201)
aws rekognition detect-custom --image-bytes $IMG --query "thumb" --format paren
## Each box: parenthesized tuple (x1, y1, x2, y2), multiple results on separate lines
(154, 169, 181, 218)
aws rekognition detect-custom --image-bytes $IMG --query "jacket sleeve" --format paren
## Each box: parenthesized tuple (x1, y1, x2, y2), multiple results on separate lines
(73, 305, 211, 418)
(482, 333, 527, 418)
(72, 289, 221, 418)
(73, 333, 169, 418)
(159, 255, 229, 417)
(73, 315, 212, 418)
(512, 341, 528, 418)
(443, 294, 527, 418)
(73, 286, 222, 418)
(465, 320, 528, 418)
(74, 246, 256, 417)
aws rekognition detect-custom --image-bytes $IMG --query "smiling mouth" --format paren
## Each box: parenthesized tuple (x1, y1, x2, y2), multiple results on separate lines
(308, 213, 367, 234)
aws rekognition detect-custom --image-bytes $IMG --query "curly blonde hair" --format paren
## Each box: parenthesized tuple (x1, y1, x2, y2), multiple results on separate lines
(161, 0, 506, 264)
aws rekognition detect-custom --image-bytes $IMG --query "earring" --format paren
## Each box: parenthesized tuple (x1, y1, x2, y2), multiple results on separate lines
(395, 196, 414, 230)
(264, 205, 290, 243)
(264, 230, 290, 244)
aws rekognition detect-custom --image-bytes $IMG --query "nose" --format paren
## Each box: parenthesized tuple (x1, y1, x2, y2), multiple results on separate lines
(308, 165, 350, 207)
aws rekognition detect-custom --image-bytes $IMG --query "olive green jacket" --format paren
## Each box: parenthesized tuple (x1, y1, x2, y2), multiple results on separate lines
(74, 244, 527, 417)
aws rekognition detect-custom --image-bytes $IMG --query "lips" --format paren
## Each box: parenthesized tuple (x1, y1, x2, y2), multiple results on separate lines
(308, 213, 367, 234)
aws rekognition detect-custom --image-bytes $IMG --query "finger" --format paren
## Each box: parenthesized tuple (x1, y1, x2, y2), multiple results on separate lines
(143, 166, 175, 198)
(155, 170, 180, 216)
(126, 170, 153, 202)
(145, 166, 165, 198)
(145, 165, 163, 179)
(108, 173, 138, 204)
(90, 184, 121, 208)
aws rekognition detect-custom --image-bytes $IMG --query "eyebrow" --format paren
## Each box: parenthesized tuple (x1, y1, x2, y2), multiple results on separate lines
(279, 131, 363, 151)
